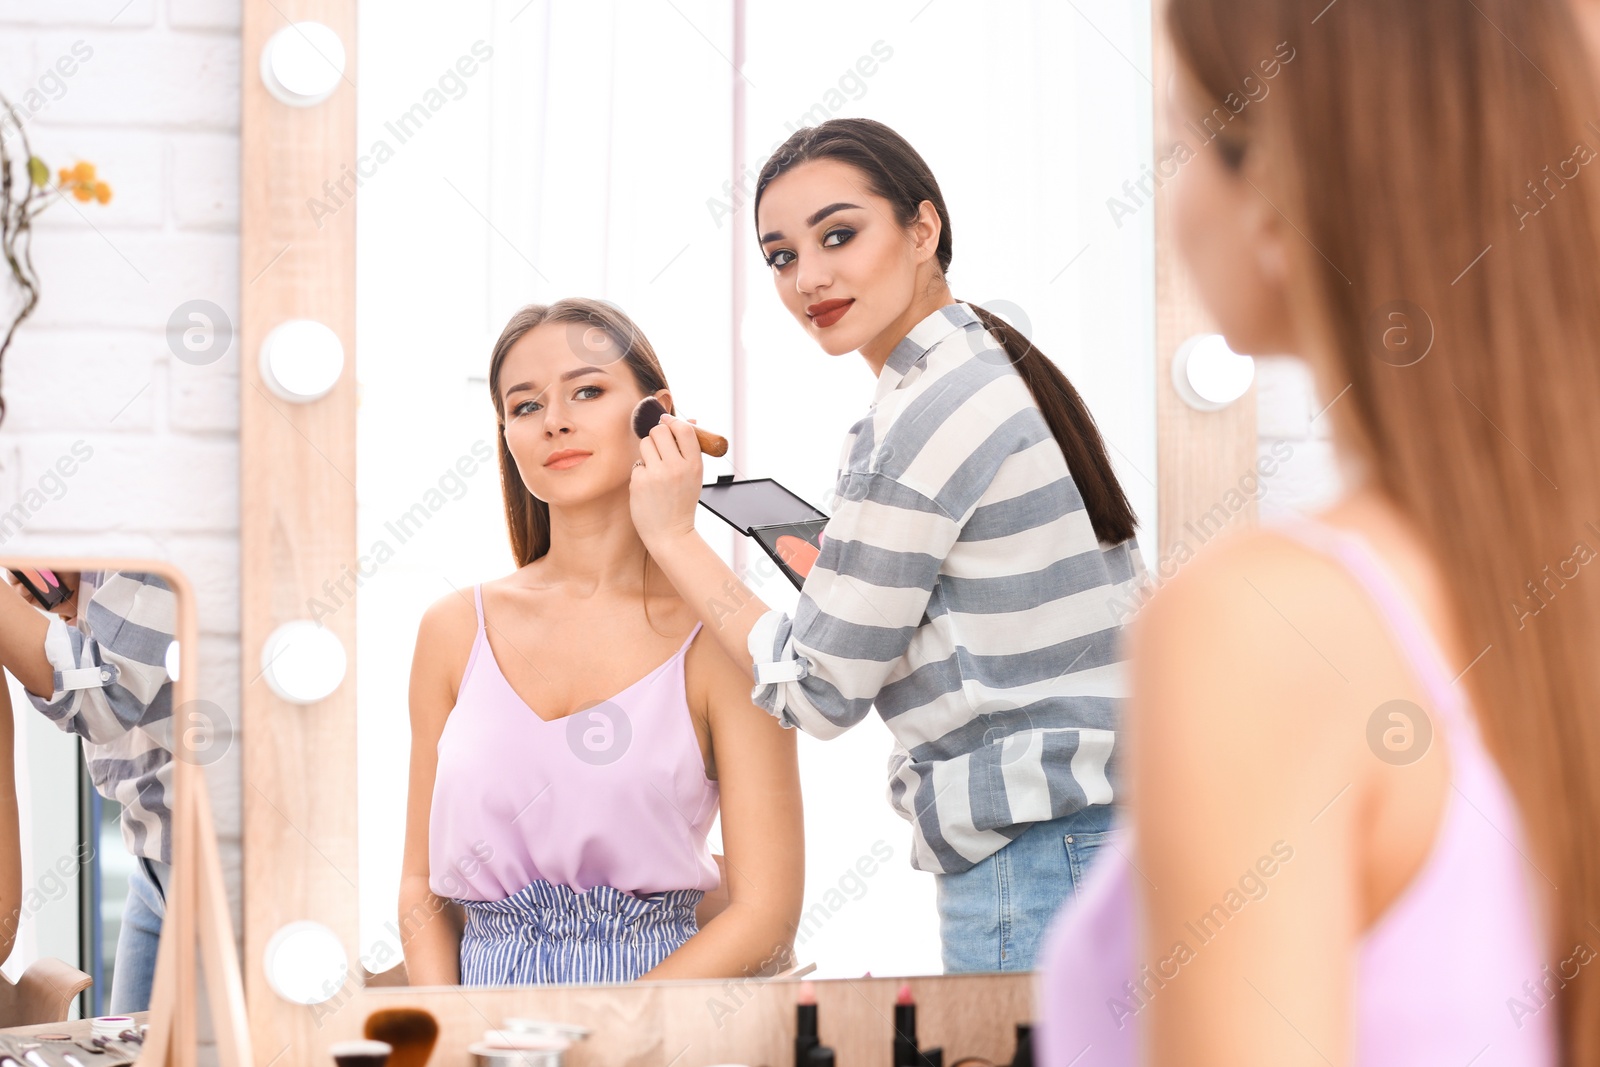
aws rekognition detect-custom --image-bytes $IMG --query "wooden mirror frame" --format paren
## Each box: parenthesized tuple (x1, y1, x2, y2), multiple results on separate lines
(0, 557, 249, 1066)
(238, 1, 1253, 1061)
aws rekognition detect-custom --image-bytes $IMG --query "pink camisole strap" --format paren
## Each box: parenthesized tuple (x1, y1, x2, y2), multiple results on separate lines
(1035, 516, 1555, 1066)
(427, 584, 720, 902)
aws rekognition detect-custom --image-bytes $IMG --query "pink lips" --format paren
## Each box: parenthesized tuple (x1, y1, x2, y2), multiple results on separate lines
(544, 449, 591, 469)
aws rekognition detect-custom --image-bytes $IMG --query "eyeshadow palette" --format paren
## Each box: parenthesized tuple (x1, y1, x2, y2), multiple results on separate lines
(697, 476, 830, 590)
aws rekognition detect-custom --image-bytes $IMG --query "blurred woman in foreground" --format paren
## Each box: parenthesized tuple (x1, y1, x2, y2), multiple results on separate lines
(1039, 1, 1600, 1063)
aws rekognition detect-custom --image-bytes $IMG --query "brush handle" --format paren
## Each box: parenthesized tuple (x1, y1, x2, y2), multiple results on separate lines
(690, 423, 729, 458)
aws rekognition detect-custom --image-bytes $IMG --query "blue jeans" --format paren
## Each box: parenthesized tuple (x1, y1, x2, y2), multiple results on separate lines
(109, 857, 168, 1014)
(934, 805, 1114, 973)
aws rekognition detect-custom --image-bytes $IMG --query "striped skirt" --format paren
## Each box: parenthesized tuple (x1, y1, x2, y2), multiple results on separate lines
(457, 879, 702, 986)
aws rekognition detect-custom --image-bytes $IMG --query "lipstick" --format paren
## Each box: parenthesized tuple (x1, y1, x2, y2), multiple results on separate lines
(893, 983, 917, 1067)
(1009, 1023, 1034, 1067)
(796, 981, 819, 1067)
(807, 298, 854, 329)
(893, 984, 943, 1067)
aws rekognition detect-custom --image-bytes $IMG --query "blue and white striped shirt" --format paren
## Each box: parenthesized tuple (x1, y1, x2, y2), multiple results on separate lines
(747, 302, 1145, 874)
(26, 571, 177, 865)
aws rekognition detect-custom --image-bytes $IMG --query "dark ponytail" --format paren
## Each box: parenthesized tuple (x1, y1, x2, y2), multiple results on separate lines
(966, 303, 1137, 545)
(754, 117, 1137, 545)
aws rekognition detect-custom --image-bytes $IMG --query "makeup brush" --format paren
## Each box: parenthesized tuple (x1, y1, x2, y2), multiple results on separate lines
(631, 395, 729, 457)
(363, 1007, 439, 1067)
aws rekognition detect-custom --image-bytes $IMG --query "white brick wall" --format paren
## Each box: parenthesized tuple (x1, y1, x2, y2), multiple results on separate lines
(0, 0, 244, 1030)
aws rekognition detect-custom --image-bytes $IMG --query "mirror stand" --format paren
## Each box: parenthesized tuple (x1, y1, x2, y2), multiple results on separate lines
(140, 571, 251, 1067)
(141, 761, 252, 1067)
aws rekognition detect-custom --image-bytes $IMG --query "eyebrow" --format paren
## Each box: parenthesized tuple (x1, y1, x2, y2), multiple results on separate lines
(759, 201, 862, 245)
(503, 365, 608, 400)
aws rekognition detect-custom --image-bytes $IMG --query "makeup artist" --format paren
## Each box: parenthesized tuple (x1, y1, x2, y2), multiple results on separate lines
(0, 569, 178, 1012)
(630, 117, 1145, 973)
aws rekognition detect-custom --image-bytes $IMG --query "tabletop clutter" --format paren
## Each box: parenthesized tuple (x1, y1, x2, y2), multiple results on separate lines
(328, 996, 1036, 1067)
(0, 1017, 147, 1067)
(332, 1011, 590, 1067)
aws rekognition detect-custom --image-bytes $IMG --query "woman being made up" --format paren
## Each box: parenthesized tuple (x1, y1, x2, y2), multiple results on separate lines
(1040, 0, 1600, 1063)
(630, 118, 1145, 972)
(400, 299, 804, 986)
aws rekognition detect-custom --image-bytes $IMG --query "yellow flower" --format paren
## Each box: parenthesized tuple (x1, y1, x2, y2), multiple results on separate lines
(70, 161, 96, 183)
(94, 183, 112, 204)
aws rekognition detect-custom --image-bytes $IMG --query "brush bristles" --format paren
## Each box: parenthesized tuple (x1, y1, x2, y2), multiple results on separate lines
(632, 395, 669, 439)
(364, 1007, 439, 1067)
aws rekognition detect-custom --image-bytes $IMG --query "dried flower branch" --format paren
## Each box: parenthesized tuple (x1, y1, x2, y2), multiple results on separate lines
(0, 87, 113, 428)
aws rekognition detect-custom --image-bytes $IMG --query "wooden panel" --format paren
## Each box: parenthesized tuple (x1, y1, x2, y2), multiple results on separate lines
(239, 1, 360, 1063)
(1152, 27, 1260, 555)
(309, 974, 1033, 1067)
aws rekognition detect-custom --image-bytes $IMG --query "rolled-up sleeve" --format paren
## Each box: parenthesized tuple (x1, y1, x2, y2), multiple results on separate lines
(30, 613, 86, 719)
(747, 470, 963, 739)
(25, 573, 176, 743)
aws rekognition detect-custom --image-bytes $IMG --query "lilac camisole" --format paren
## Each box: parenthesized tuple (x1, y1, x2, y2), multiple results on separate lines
(1037, 517, 1556, 1066)
(428, 585, 721, 902)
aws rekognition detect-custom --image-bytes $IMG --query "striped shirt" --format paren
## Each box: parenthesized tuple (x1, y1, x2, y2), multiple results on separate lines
(26, 571, 177, 865)
(747, 302, 1145, 874)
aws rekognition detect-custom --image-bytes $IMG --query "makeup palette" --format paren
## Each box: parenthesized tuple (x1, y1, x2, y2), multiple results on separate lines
(698, 475, 829, 589)
(8, 568, 74, 610)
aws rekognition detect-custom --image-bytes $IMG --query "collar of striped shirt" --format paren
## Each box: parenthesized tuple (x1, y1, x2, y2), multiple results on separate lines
(874, 301, 983, 403)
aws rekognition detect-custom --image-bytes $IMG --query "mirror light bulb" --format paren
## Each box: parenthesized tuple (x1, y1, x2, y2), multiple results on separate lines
(260, 319, 345, 403)
(263, 921, 348, 1005)
(1173, 333, 1255, 411)
(260, 22, 346, 107)
(261, 620, 347, 705)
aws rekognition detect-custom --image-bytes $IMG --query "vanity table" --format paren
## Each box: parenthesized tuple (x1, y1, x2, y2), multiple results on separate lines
(0, 1011, 149, 1038)
(312, 976, 1030, 1067)
(0, 1013, 150, 1066)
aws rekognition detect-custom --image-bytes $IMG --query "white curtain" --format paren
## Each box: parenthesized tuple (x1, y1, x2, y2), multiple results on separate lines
(356, 0, 1153, 976)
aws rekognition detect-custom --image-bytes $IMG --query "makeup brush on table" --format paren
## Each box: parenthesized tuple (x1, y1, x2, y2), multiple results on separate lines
(631, 395, 729, 457)
(363, 1007, 439, 1067)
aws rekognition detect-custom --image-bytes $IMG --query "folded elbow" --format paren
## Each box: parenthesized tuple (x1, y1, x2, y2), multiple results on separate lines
(796, 711, 852, 740)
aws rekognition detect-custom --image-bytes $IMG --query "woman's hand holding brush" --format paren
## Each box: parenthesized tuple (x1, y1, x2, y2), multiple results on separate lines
(626, 391, 778, 677)
(631, 395, 727, 457)
(628, 393, 721, 551)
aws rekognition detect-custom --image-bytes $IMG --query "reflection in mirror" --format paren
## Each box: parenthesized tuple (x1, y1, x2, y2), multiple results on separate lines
(354, 0, 1155, 984)
(0, 564, 187, 1022)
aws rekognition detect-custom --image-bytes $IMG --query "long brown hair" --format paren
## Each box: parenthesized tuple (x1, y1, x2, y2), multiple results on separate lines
(1170, 0, 1600, 1056)
(752, 117, 1138, 546)
(487, 298, 673, 567)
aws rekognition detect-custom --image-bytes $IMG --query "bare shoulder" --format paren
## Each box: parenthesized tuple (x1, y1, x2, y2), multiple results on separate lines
(685, 620, 756, 710)
(411, 583, 484, 706)
(1131, 523, 1363, 672)
(415, 584, 479, 650)
(1128, 520, 1409, 776)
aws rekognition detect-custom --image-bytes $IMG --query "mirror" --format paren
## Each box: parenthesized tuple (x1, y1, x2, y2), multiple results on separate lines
(0, 560, 197, 1024)
(350, 0, 1157, 984)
